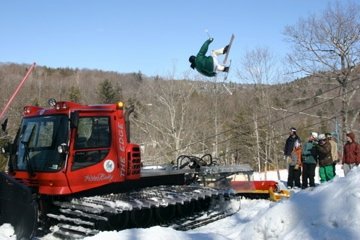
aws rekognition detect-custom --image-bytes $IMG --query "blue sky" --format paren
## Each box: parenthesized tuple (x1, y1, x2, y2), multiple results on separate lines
(0, 0, 338, 80)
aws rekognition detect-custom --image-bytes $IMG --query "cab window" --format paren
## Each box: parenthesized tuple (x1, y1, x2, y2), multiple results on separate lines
(72, 116, 110, 170)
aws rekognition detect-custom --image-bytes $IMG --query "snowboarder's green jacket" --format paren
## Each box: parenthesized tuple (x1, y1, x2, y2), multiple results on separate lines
(195, 39, 216, 77)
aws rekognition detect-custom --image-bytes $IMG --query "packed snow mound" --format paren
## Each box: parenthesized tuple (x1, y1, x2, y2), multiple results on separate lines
(233, 167, 360, 240)
(84, 226, 230, 240)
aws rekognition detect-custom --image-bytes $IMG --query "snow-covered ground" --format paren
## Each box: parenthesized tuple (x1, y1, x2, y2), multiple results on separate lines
(2, 165, 360, 240)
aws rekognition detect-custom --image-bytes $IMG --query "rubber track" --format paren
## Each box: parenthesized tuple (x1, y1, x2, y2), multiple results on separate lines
(45, 185, 238, 239)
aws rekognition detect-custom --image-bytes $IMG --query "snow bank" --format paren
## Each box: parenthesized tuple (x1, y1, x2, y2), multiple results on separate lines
(229, 166, 360, 240)
(84, 226, 230, 240)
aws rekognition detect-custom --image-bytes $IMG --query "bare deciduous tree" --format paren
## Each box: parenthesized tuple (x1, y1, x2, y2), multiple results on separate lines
(284, 1, 360, 141)
(238, 47, 283, 177)
(132, 79, 205, 164)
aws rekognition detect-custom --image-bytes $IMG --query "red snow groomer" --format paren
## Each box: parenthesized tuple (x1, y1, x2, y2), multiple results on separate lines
(0, 99, 252, 239)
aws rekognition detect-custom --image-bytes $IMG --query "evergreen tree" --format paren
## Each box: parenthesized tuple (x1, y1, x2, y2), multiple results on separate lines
(97, 79, 122, 103)
(68, 86, 82, 102)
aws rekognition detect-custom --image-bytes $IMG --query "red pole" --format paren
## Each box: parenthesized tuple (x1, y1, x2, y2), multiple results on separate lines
(0, 62, 36, 121)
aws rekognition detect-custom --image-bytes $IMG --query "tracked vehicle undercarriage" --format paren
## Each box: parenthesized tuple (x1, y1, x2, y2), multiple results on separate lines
(0, 122, 251, 240)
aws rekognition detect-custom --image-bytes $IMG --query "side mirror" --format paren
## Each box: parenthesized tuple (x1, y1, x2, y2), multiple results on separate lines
(0, 143, 11, 155)
(70, 111, 79, 129)
(57, 143, 69, 154)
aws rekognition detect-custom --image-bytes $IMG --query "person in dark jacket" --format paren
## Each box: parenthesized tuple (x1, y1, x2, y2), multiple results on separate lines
(284, 127, 300, 162)
(189, 38, 230, 77)
(301, 132, 318, 189)
(343, 132, 360, 176)
(316, 134, 334, 183)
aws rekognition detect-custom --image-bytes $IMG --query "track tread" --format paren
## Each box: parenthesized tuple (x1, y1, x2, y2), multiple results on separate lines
(45, 185, 239, 239)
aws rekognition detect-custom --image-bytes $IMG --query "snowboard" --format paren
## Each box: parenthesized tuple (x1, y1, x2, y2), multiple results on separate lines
(223, 34, 235, 65)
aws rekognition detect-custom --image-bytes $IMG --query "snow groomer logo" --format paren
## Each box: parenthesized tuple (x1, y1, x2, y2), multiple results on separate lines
(104, 159, 115, 173)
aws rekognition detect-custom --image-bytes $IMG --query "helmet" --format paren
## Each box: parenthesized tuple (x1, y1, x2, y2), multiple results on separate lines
(311, 132, 318, 139)
(189, 56, 196, 69)
(189, 55, 196, 63)
(318, 134, 326, 140)
(325, 132, 330, 138)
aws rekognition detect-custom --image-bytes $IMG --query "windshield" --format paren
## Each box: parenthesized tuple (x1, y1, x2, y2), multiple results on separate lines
(10, 115, 69, 172)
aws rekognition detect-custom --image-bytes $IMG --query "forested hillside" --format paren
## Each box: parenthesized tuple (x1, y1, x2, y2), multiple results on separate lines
(0, 63, 359, 172)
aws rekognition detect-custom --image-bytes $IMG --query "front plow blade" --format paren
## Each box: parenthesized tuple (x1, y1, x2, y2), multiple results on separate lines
(0, 172, 38, 239)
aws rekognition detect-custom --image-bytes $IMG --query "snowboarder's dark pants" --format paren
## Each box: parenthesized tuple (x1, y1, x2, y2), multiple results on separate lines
(287, 165, 301, 188)
(302, 163, 316, 188)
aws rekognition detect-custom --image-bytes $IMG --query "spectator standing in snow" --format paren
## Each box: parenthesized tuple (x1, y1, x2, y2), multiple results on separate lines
(325, 132, 339, 175)
(316, 134, 335, 183)
(301, 132, 318, 189)
(287, 140, 302, 189)
(342, 132, 360, 176)
(284, 127, 300, 164)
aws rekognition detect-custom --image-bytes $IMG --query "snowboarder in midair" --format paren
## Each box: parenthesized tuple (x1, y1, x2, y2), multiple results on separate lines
(189, 38, 230, 77)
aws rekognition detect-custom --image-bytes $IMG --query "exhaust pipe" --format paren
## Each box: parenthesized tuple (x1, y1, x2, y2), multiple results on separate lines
(125, 105, 135, 143)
